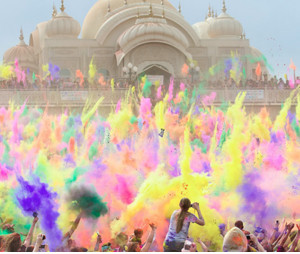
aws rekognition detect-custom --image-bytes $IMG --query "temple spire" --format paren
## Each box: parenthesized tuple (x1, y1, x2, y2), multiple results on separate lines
(60, 0, 65, 12)
(124, 0, 127, 5)
(222, 0, 227, 13)
(18, 27, 26, 46)
(161, 0, 164, 5)
(52, 2, 57, 18)
(19, 28, 24, 41)
(107, 0, 111, 13)
(178, 1, 181, 13)
(208, 5, 211, 17)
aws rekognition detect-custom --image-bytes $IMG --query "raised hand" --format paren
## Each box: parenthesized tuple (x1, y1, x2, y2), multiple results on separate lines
(96, 233, 102, 243)
(250, 234, 258, 243)
(33, 217, 39, 224)
(287, 222, 295, 231)
(149, 223, 157, 230)
(192, 202, 200, 210)
(36, 234, 44, 246)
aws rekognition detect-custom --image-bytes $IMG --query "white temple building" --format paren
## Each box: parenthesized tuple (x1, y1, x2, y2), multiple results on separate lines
(3, 0, 268, 83)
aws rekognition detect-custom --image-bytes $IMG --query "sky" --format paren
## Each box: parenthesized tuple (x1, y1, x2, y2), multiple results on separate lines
(0, 0, 299, 77)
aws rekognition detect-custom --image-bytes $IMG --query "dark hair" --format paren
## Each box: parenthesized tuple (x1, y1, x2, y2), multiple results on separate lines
(176, 198, 191, 233)
(3, 233, 22, 252)
(234, 220, 244, 230)
(133, 228, 143, 237)
(0, 236, 3, 251)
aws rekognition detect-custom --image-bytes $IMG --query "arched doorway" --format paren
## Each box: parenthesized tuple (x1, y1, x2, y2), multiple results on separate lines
(138, 64, 172, 85)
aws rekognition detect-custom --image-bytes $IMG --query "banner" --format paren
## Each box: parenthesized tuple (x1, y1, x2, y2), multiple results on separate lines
(147, 75, 164, 85)
(60, 91, 88, 101)
(244, 90, 264, 101)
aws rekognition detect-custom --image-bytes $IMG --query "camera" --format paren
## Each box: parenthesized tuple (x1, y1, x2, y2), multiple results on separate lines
(182, 240, 193, 252)
(33, 212, 38, 218)
(158, 129, 165, 138)
(246, 235, 251, 240)
(184, 244, 191, 250)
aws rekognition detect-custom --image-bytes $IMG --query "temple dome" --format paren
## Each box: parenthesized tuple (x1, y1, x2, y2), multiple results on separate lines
(207, 3, 243, 39)
(193, 18, 213, 39)
(192, 7, 218, 39)
(3, 30, 36, 66)
(81, 0, 177, 39)
(46, 4, 81, 38)
(118, 17, 189, 50)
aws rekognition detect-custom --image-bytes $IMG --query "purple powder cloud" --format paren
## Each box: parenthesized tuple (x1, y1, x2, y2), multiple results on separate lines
(15, 175, 63, 251)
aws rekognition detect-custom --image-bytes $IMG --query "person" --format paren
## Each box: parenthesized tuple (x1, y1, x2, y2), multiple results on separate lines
(0, 232, 22, 252)
(126, 223, 157, 252)
(59, 212, 83, 251)
(181, 239, 197, 252)
(278, 78, 285, 90)
(131, 228, 143, 246)
(196, 238, 209, 252)
(115, 232, 128, 252)
(33, 233, 49, 252)
(223, 227, 247, 252)
(246, 234, 266, 252)
(94, 233, 102, 251)
(219, 223, 227, 237)
(253, 227, 271, 251)
(275, 222, 295, 252)
(163, 198, 205, 252)
(0, 217, 15, 234)
(21, 216, 39, 251)
(288, 224, 300, 252)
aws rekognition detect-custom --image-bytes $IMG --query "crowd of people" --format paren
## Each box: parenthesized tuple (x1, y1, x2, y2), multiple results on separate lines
(208, 76, 298, 90)
(1, 198, 299, 252)
(0, 75, 298, 91)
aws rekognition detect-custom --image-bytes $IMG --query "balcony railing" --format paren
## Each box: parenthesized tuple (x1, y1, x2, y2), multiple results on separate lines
(0, 87, 295, 107)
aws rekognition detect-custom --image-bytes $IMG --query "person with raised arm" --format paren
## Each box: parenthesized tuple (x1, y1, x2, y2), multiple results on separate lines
(249, 234, 266, 252)
(276, 222, 295, 252)
(33, 233, 43, 252)
(94, 233, 102, 251)
(163, 198, 205, 252)
(23, 216, 39, 249)
(60, 212, 83, 251)
(126, 223, 157, 252)
(288, 224, 300, 252)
